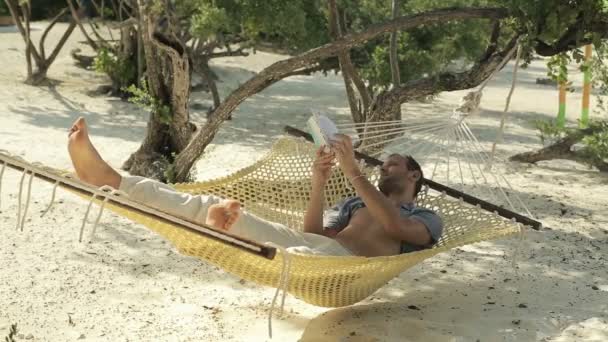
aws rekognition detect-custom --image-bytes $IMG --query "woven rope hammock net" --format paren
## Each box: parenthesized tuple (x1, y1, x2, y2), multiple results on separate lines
(1, 137, 523, 308)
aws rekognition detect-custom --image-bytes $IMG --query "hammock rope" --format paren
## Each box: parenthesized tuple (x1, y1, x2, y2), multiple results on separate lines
(453, 124, 500, 204)
(0, 151, 274, 258)
(41, 180, 60, 217)
(0, 160, 6, 209)
(90, 186, 111, 241)
(460, 122, 535, 218)
(323, 42, 523, 189)
(16, 169, 27, 230)
(80, 193, 97, 242)
(488, 43, 524, 168)
(20, 170, 34, 232)
(265, 242, 293, 339)
(0, 141, 530, 308)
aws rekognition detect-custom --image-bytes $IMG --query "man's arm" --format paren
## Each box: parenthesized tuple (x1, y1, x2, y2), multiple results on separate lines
(349, 176, 432, 245)
(303, 147, 335, 235)
(331, 134, 432, 246)
(303, 178, 326, 235)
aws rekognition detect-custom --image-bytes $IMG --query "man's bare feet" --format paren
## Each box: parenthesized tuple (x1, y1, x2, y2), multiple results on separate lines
(206, 200, 241, 231)
(67, 117, 121, 189)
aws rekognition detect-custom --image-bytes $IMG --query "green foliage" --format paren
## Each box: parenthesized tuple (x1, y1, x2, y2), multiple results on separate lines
(6, 0, 116, 20)
(591, 42, 608, 113)
(123, 80, 172, 124)
(534, 119, 572, 144)
(362, 19, 493, 89)
(503, 0, 604, 41)
(93, 47, 137, 91)
(0, 2, 9, 16)
(179, 0, 328, 52)
(353, 0, 608, 90)
(149, 0, 166, 17)
(546, 47, 591, 88)
(547, 53, 570, 83)
(190, 3, 230, 39)
(30, 0, 66, 20)
(175, 0, 608, 91)
(583, 121, 608, 161)
(163, 160, 177, 184)
(99, 6, 116, 20)
(535, 119, 608, 164)
(342, 0, 499, 89)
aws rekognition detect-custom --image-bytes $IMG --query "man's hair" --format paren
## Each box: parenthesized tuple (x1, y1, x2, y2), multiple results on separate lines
(405, 155, 424, 197)
(389, 153, 424, 197)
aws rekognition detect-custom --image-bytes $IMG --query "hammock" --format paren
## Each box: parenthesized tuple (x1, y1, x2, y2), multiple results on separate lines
(0, 137, 525, 308)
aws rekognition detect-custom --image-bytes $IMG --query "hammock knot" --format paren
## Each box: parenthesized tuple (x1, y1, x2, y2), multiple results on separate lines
(452, 90, 483, 120)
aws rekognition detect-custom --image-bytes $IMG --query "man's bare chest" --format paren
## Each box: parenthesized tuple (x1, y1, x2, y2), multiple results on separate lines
(348, 207, 384, 231)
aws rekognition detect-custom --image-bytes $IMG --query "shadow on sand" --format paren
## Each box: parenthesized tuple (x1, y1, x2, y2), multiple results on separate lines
(299, 226, 607, 341)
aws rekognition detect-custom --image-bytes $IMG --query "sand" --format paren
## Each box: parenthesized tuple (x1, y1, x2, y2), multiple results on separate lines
(1, 22, 607, 341)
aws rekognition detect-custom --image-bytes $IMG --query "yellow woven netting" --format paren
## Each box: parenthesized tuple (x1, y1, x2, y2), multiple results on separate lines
(0, 138, 522, 307)
(168, 137, 521, 306)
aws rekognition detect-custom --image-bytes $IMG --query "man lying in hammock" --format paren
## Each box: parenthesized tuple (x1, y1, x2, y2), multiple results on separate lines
(68, 117, 442, 257)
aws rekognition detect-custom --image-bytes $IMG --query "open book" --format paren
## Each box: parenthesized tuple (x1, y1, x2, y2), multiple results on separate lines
(307, 113, 338, 152)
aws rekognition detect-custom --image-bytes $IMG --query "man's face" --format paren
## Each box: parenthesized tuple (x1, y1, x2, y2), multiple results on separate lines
(378, 154, 410, 196)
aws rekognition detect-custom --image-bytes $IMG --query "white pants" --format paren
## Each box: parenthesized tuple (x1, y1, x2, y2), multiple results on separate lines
(119, 176, 352, 256)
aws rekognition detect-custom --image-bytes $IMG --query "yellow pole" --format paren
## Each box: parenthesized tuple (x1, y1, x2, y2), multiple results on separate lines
(580, 44, 592, 128)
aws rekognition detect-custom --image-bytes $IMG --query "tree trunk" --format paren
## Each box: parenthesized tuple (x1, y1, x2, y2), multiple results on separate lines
(22, 1, 32, 80)
(67, 0, 99, 50)
(328, 0, 369, 125)
(5, 0, 76, 85)
(509, 127, 608, 172)
(389, 0, 401, 121)
(200, 58, 221, 110)
(137, 9, 144, 86)
(25, 66, 49, 85)
(122, 0, 194, 182)
(5, 0, 41, 63)
(357, 0, 404, 153)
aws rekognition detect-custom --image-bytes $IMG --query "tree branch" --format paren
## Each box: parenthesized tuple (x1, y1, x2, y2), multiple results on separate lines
(21, 0, 32, 78)
(108, 17, 138, 29)
(389, 0, 401, 87)
(173, 6, 509, 180)
(329, 0, 361, 123)
(67, 0, 99, 50)
(89, 0, 116, 41)
(481, 20, 501, 60)
(39, 7, 70, 61)
(374, 35, 520, 114)
(150, 32, 182, 60)
(280, 64, 327, 78)
(5, 0, 42, 63)
(199, 59, 221, 110)
(509, 126, 608, 172)
(86, 18, 111, 48)
(46, 21, 77, 67)
(120, 0, 136, 18)
(207, 48, 250, 59)
(534, 15, 608, 56)
(109, 0, 120, 20)
(328, 1, 371, 123)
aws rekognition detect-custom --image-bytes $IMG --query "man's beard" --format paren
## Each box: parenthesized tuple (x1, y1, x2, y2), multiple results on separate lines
(378, 176, 405, 196)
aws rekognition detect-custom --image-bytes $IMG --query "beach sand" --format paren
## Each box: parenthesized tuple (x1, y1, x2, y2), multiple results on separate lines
(1, 22, 607, 341)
